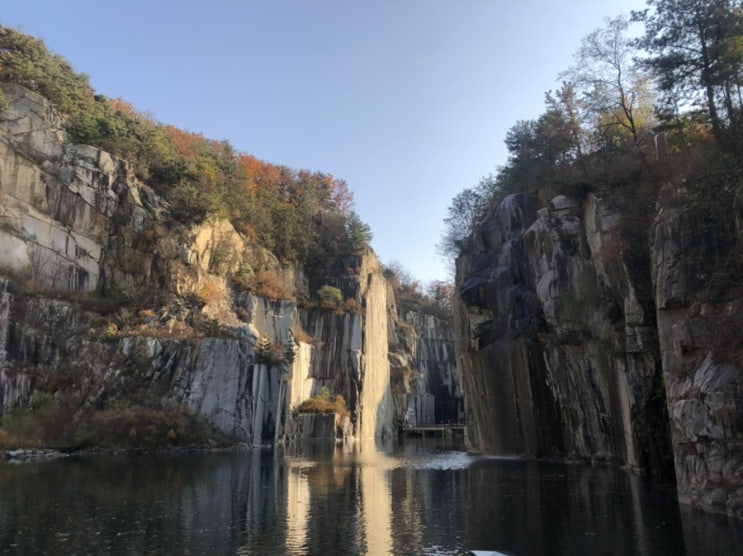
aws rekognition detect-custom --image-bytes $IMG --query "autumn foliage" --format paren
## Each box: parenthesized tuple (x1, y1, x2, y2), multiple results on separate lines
(294, 387, 349, 418)
(0, 24, 371, 271)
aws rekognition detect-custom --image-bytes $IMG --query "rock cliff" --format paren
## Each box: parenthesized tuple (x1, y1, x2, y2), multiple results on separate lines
(652, 187, 743, 518)
(390, 307, 461, 428)
(0, 83, 458, 449)
(455, 187, 743, 518)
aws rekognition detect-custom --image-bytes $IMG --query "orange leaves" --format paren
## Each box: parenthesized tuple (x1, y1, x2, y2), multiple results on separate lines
(166, 125, 208, 159)
(233, 157, 354, 212)
(329, 177, 353, 214)
(154, 119, 358, 265)
(109, 97, 137, 117)
(237, 154, 283, 194)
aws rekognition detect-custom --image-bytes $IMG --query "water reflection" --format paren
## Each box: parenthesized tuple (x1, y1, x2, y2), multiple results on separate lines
(357, 441, 396, 555)
(0, 439, 741, 555)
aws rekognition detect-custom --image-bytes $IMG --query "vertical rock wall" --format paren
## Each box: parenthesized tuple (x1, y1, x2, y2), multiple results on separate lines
(297, 310, 362, 410)
(0, 83, 396, 447)
(652, 192, 743, 518)
(396, 309, 461, 426)
(0, 255, 396, 446)
(357, 255, 393, 438)
(455, 186, 743, 517)
(295, 253, 393, 439)
(0, 83, 143, 293)
(455, 192, 672, 475)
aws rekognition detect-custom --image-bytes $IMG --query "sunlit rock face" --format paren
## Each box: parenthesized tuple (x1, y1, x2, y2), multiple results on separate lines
(0, 84, 395, 445)
(293, 252, 393, 440)
(652, 188, 743, 518)
(454, 192, 672, 475)
(356, 254, 393, 438)
(0, 79, 295, 444)
(0, 83, 136, 293)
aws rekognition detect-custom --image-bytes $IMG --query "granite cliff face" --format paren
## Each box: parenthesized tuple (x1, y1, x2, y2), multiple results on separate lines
(455, 188, 743, 517)
(0, 83, 460, 448)
(389, 307, 461, 428)
(652, 189, 743, 518)
(0, 83, 418, 445)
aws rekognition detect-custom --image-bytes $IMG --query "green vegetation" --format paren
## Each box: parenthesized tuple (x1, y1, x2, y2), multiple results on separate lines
(101, 322, 120, 342)
(635, 0, 743, 148)
(0, 24, 454, 320)
(294, 284, 363, 314)
(384, 261, 454, 318)
(294, 387, 349, 418)
(0, 24, 373, 274)
(317, 285, 344, 310)
(440, 0, 743, 259)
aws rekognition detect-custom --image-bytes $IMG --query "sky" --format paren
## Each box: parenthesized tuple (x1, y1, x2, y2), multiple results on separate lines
(2, 0, 649, 284)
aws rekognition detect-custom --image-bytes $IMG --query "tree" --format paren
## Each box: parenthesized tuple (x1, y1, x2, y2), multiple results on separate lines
(496, 100, 585, 195)
(346, 212, 373, 254)
(329, 177, 354, 214)
(318, 285, 343, 309)
(425, 280, 455, 315)
(541, 84, 589, 174)
(438, 180, 493, 259)
(383, 261, 419, 294)
(0, 26, 95, 120)
(634, 0, 743, 146)
(563, 16, 656, 151)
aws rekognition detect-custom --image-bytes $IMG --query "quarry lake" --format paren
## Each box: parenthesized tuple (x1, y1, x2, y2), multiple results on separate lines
(0, 438, 741, 556)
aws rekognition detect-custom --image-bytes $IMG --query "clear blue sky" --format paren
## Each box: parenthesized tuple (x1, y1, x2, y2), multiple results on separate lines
(2, 0, 648, 283)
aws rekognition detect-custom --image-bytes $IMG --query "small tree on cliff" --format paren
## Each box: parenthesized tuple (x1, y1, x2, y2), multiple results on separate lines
(318, 285, 344, 310)
(438, 176, 496, 260)
(346, 212, 373, 254)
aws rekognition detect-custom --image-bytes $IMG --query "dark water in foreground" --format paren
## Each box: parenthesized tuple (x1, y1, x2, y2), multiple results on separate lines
(0, 438, 741, 555)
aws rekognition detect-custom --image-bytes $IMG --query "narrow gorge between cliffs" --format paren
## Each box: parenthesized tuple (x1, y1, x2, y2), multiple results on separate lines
(2, 12, 743, 553)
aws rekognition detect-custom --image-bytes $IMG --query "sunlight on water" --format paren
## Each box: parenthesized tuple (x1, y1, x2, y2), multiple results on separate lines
(286, 460, 311, 554)
(404, 449, 477, 470)
(0, 439, 742, 555)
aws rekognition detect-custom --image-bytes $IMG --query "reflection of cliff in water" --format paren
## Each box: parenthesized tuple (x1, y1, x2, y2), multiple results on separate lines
(0, 443, 741, 554)
(284, 439, 396, 554)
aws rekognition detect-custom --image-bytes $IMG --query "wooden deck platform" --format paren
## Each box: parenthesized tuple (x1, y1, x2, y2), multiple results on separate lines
(402, 424, 465, 437)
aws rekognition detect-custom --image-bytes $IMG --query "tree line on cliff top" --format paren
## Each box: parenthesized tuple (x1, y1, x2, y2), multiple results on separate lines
(441, 0, 743, 259)
(0, 24, 372, 271)
(0, 23, 456, 316)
